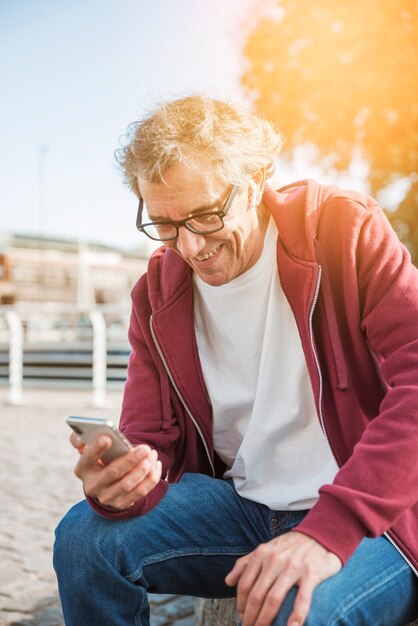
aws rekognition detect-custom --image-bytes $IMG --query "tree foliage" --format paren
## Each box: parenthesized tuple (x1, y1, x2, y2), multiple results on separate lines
(241, 0, 418, 196)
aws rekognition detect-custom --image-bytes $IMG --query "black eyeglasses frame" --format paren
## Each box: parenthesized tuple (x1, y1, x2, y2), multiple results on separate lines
(136, 185, 240, 241)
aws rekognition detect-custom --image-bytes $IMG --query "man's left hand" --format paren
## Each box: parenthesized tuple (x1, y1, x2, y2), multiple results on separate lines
(225, 531, 342, 626)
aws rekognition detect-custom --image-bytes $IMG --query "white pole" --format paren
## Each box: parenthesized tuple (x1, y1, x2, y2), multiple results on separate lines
(88, 310, 107, 407)
(5, 311, 23, 405)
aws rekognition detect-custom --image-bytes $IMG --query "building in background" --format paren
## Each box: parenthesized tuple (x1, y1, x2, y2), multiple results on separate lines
(0, 233, 149, 306)
(0, 233, 152, 391)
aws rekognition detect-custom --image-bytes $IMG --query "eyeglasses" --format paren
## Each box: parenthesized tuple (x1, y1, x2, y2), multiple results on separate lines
(136, 185, 240, 241)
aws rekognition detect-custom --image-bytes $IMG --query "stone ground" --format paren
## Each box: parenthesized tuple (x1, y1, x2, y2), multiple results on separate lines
(0, 388, 197, 626)
(2, 387, 418, 626)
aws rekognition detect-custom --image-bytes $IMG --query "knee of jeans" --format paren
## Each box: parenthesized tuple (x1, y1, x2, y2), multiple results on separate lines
(54, 500, 109, 570)
(54, 499, 148, 577)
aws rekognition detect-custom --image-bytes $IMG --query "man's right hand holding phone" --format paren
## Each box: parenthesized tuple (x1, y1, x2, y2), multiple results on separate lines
(70, 432, 162, 511)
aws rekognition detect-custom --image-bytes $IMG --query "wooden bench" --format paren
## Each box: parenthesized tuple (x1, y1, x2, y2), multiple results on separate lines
(196, 598, 418, 625)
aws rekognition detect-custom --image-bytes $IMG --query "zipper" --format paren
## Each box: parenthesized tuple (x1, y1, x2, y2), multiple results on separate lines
(149, 315, 215, 477)
(384, 532, 418, 577)
(308, 265, 339, 468)
(309, 264, 418, 579)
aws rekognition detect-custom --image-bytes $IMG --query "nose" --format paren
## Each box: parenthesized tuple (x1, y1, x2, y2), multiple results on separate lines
(175, 227, 206, 258)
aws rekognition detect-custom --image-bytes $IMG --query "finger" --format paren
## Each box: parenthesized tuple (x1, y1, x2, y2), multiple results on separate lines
(129, 448, 158, 484)
(89, 445, 151, 494)
(91, 449, 159, 507)
(248, 584, 291, 626)
(235, 550, 265, 617)
(84, 434, 113, 465)
(75, 434, 110, 470)
(252, 567, 306, 626)
(69, 432, 80, 448)
(78, 444, 142, 493)
(74, 435, 112, 480)
(69, 432, 86, 454)
(106, 458, 163, 510)
(286, 578, 315, 626)
(109, 452, 159, 502)
(129, 458, 162, 501)
(241, 552, 287, 626)
(225, 554, 250, 586)
(132, 443, 153, 458)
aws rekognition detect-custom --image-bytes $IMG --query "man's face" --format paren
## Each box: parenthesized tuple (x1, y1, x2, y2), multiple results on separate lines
(137, 158, 268, 287)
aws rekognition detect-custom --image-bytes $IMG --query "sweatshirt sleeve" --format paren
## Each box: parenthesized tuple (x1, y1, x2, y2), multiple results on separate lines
(86, 279, 180, 519)
(295, 202, 418, 564)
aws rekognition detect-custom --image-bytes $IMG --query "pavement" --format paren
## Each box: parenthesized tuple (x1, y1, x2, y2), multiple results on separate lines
(0, 388, 197, 626)
(3, 387, 416, 626)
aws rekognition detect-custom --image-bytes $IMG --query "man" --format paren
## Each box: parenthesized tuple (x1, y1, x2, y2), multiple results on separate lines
(54, 96, 418, 626)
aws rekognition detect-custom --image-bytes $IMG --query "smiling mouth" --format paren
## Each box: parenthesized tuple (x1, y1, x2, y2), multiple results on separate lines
(195, 245, 222, 262)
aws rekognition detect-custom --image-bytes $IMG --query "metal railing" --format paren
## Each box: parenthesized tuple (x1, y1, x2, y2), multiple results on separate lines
(0, 304, 131, 406)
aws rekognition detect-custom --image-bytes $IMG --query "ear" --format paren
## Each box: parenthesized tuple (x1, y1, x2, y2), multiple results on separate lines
(249, 180, 257, 208)
(249, 168, 266, 206)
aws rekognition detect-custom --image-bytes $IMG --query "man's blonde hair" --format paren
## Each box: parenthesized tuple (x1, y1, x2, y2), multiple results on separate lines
(116, 95, 285, 196)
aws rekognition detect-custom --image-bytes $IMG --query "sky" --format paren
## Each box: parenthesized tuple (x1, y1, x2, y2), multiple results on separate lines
(0, 0, 260, 251)
(2, 0, 400, 253)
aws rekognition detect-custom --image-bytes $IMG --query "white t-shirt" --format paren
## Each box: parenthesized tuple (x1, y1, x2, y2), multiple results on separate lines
(193, 218, 337, 510)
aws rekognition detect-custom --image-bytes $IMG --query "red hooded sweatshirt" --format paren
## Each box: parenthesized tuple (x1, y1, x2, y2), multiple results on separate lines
(88, 180, 418, 575)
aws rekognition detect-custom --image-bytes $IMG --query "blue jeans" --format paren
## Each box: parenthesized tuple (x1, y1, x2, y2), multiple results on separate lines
(54, 473, 418, 625)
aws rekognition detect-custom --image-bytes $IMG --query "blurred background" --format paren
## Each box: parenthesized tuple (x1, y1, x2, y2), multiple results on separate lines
(0, 0, 258, 399)
(0, 0, 417, 399)
(0, 2, 417, 623)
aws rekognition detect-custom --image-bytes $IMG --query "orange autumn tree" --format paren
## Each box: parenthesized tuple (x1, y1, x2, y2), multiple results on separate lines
(241, 0, 418, 262)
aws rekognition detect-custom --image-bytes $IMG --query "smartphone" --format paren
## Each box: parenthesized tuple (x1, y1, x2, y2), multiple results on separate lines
(66, 416, 132, 464)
